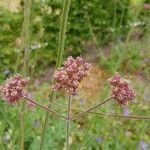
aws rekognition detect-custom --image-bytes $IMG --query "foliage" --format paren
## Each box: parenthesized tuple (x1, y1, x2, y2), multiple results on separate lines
(0, 80, 149, 149)
(0, 1, 149, 148)
(99, 38, 150, 80)
(0, 0, 149, 81)
(0, 7, 23, 81)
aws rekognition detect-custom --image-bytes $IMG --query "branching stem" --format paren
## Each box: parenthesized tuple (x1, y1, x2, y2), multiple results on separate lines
(69, 97, 113, 120)
(53, 101, 150, 120)
(24, 96, 67, 120)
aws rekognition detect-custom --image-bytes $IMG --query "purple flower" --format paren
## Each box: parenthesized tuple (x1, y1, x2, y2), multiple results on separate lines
(26, 92, 35, 108)
(139, 140, 148, 150)
(34, 79, 40, 86)
(27, 92, 33, 99)
(79, 99, 86, 106)
(52, 56, 91, 95)
(75, 94, 86, 105)
(143, 58, 149, 63)
(123, 108, 129, 116)
(96, 137, 102, 143)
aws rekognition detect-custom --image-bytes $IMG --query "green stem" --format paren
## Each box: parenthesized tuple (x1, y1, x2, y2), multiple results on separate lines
(39, 92, 54, 150)
(118, 1, 128, 36)
(39, 0, 71, 149)
(69, 97, 113, 120)
(24, 96, 67, 120)
(52, 101, 150, 120)
(66, 95, 72, 150)
(20, 110, 24, 150)
(112, 0, 117, 44)
(22, 0, 32, 75)
(19, 0, 32, 149)
(56, 0, 71, 68)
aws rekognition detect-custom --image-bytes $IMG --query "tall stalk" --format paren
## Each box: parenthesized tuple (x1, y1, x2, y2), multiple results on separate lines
(39, 0, 71, 149)
(56, 0, 71, 68)
(20, 0, 32, 149)
(23, 0, 32, 75)
(112, 0, 117, 44)
(66, 95, 72, 150)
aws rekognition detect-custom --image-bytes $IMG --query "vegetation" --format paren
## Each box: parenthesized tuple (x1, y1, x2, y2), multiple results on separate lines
(0, 0, 149, 149)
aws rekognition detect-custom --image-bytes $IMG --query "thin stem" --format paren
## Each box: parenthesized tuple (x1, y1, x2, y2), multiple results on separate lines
(53, 101, 150, 120)
(24, 96, 67, 120)
(20, 105, 24, 150)
(118, 1, 128, 37)
(22, 0, 32, 75)
(112, 0, 117, 44)
(69, 97, 113, 120)
(40, 0, 71, 149)
(19, 0, 32, 149)
(85, 112, 150, 120)
(66, 95, 72, 150)
(39, 92, 54, 150)
(56, 0, 71, 68)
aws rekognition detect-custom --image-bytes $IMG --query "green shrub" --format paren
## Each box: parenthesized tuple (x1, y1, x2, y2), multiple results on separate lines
(0, 0, 149, 80)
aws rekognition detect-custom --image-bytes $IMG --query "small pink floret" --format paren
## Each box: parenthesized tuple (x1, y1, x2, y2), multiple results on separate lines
(0, 74, 29, 104)
(52, 56, 92, 95)
(108, 73, 135, 106)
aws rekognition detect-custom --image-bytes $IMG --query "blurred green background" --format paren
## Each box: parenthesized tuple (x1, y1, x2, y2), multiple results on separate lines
(0, 0, 150, 149)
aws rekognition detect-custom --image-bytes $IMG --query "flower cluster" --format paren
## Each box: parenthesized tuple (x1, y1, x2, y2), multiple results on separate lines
(108, 73, 135, 106)
(52, 56, 91, 95)
(0, 74, 29, 104)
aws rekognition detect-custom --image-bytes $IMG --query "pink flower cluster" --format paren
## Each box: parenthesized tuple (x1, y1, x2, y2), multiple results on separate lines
(52, 56, 91, 95)
(0, 74, 29, 104)
(108, 73, 135, 106)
